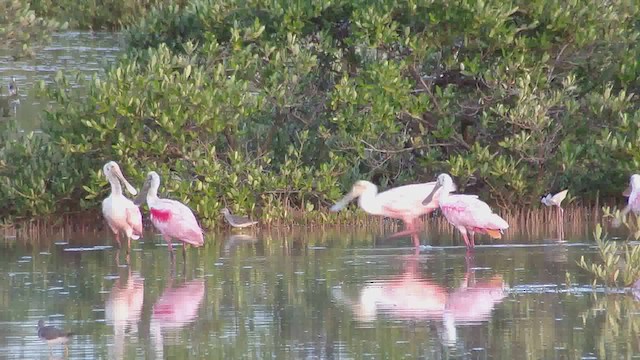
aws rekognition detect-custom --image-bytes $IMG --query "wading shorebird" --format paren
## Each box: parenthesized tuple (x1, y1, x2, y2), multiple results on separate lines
(422, 174, 508, 250)
(613, 174, 640, 228)
(330, 180, 442, 247)
(101, 161, 143, 255)
(135, 171, 204, 260)
(220, 208, 258, 228)
(541, 189, 568, 239)
(1, 76, 19, 117)
(37, 320, 74, 355)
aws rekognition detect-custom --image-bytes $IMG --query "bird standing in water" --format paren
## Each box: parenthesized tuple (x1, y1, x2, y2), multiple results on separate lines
(614, 174, 640, 228)
(220, 208, 258, 228)
(541, 189, 568, 239)
(101, 161, 143, 256)
(135, 171, 204, 260)
(37, 320, 73, 355)
(422, 174, 508, 250)
(330, 180, 441, 247)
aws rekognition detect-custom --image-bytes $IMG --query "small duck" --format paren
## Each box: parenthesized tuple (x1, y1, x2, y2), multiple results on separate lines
(37, 319, 73, 354)
(220, 208, 258, 228)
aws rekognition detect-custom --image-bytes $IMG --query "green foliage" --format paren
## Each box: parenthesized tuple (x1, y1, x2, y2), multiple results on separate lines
(1, 0, 640, 223)
(578, 224, 640, 287)
(0, 0, 67, 58)
(29, 0, 183, 30)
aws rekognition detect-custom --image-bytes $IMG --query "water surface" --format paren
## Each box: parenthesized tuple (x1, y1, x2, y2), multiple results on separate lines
(1, 224, 639, 359)
(0, 31, 123, 131)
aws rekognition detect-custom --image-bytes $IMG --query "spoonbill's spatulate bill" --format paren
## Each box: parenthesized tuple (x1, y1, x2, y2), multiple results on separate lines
(37, 320, 73, 354)
(101, 161, 143, 254)
(614, 174, 640, 227)
(422, 173, 508, 249)
(135, 171, 204, 259)
(330, 180, 441, 247)
(221, 208, 258, 228)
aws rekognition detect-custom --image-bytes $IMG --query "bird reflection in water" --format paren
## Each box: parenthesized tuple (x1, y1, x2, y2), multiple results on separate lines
(332, 254, 506, 347)
(105, 268, 144, 359)
(223, 233, 258, 256)
(150, 278, 206, 357)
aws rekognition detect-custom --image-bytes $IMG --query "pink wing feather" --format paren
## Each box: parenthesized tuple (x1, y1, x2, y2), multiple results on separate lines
(151, 199, 204, 247)
(442, 195, 508, 230)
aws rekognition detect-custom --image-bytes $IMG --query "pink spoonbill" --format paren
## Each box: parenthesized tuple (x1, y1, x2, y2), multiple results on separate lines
(101, 161, 143, 255)
(613, 174, 640, 227)
(330, 180, 442, 247)
(422, 173, 508, 249)
(135, 171, 204, 259)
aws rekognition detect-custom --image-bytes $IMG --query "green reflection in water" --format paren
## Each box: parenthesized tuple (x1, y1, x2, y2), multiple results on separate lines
(0, 226, 639, 359)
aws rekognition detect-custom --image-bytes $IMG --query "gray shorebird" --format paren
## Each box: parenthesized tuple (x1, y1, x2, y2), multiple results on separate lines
(37, 320, 73, 355)
(220, 208, 258, 228)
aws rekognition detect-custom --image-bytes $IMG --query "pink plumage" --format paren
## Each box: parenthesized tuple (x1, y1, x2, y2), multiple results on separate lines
(423, 174, 508, 249)
(137, 171, 205, 254)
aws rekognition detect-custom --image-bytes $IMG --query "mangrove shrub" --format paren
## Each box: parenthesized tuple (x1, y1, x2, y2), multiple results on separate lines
(1, 0, 639, 225)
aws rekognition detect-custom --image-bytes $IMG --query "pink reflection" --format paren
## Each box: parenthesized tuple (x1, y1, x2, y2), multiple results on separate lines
(333, 255, 506, 345)
(150, 278, 206, 356)
(105, 270, 144, 359)
(152, 279, 205, 327)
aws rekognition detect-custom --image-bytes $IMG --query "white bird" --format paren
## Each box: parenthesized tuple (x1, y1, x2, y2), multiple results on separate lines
(330, 180, 441, 247)
(614, 174, 640, 228)
(541, 189, 568, 238)
(101, 161, 143, 255)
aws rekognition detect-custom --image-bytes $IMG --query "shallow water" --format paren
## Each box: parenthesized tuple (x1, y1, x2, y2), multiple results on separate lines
(0, 31, 123, 131)
(1, 224, 639, 359)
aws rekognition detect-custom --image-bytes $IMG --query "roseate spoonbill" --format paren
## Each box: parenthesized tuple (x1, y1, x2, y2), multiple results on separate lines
(101, 161, 143, 254)
(330, 180, 442, 247)
(37, 320, 73, 355)
(422, 173, 508, 249)
(613, 174, 640, 228)
(221, 208, 258, 228)
(135, 171, 204, 259)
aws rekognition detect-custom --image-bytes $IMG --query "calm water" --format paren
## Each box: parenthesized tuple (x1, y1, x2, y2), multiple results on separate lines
(0, 31, 123, 131)
(1, 223, 639, 359)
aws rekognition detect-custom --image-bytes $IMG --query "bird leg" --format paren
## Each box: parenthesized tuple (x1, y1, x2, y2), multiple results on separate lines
(127, 236, 131, 255)
(459, 228, 471, 249)
(164, 235, 174, 252)
(469, 231, 476, 248)
(114, 232, 121, 249)
(182, 243, 187, 262)
(411, 233, 420, 248)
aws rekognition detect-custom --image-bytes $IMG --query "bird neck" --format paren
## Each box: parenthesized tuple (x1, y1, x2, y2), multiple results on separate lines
(146, 182, 160, 204)
(358, 186, 382, 214)
(438, 183, 454, 202)
(108, 175, 123, 197)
